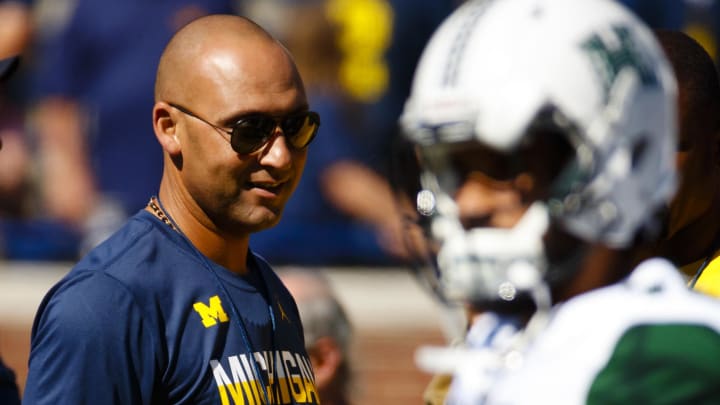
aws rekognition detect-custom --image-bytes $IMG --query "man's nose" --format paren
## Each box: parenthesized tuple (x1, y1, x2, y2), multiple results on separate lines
(455, 174, 523, 229)
(258, 129, 293, 170)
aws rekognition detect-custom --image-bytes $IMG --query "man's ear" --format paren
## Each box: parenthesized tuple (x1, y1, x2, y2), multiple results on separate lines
(308, 336, 343, 391)
(153, 102, 181, 155)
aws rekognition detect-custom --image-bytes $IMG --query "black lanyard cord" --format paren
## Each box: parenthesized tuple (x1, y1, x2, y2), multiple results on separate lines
(154, 196, 276, 404)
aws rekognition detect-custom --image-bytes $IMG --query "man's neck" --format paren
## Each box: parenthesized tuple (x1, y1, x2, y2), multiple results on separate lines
(156, 186, 251, 275)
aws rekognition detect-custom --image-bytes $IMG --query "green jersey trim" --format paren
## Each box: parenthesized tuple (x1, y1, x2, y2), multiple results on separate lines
(587, 324, 720, 404)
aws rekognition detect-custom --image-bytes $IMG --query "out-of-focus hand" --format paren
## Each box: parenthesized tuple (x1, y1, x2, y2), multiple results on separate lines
(31, 98, 97, 224)
(0, 2, 32, 60)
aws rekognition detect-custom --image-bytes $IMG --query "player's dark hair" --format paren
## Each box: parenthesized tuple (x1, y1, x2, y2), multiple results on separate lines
(655, 30, 720, 134)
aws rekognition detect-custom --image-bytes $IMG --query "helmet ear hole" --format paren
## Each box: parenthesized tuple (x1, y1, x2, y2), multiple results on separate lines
(522, 105, 592, 207)
(631, 136, 649, 169)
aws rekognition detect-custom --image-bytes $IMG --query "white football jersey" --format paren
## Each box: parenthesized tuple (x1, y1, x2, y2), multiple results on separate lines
(442, 259, 720, 404)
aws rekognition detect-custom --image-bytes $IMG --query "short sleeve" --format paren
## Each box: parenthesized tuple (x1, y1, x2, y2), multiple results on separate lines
(23, 271, 160, 404)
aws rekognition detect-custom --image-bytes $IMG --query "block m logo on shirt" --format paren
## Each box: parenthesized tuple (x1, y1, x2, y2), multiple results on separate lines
(193, 295, 230, 327)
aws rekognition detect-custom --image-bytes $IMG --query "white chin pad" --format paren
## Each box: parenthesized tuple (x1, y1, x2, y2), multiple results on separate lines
(437, 202, 549, 302)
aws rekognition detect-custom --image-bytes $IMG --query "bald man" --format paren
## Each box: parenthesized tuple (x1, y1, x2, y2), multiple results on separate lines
(24, 15, 321, 404)
(0, 50, 21, 405)
(279, 269, 353, 405)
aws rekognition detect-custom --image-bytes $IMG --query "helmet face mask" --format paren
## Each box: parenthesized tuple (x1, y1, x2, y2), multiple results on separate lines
(399, 0, 678, 305)
(409, 108, 579, 305)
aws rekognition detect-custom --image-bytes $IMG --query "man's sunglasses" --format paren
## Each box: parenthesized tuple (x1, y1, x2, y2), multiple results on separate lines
(168, 102, 320, 154)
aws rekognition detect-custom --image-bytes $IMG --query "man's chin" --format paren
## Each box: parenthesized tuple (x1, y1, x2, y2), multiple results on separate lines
(253, 216, 282, 232)
(243, 207, 284, 234)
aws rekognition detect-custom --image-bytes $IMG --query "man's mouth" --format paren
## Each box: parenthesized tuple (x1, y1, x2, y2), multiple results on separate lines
(247, 181, 283, 194)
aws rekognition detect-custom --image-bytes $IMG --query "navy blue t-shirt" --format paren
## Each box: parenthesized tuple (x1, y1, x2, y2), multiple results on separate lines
(24, 210, 319, 404)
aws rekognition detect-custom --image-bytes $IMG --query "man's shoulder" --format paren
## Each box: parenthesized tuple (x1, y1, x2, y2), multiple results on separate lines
(33, 213, 205, 335)
(77, 212, 189, 274)
(53, 212, 193, 300)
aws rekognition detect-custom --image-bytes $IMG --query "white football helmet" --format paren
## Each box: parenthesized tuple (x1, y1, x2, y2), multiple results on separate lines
(400, 0, 677, 304)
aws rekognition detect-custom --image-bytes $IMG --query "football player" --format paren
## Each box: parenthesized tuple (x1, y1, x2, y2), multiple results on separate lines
(397, 0, 720, 403)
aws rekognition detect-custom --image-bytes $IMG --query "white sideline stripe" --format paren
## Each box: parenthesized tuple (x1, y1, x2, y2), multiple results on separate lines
(0, 262, 446, 332)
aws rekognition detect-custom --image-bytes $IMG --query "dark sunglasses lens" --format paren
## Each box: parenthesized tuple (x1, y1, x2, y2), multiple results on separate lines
(230, 116, 276, 154)
(285, 112, 320, 149)
(230, 112, 320, 153)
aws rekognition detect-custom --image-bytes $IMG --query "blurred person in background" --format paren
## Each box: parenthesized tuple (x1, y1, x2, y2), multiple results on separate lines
(635, 30, 720, 297)
(280, 268, 354, 405)
(0, 0, 31, 60)
(0, 51, 30, 221)
(0, 0, 89, 261)
(0, 53, 23, 405)
(0, 0, 69, 261)
(243, 0, 454, 265)
(397, 0, 720, 403)
(19, 0, 236, 259)
(0, 62, 82, 261)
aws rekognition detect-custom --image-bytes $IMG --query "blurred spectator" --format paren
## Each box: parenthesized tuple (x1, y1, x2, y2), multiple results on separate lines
(0, 0, 82, 261)
(0, 56, 82, 260)
(279, 268, 353, 405)
(0, 0, 30, 222)
(0, 0, 31, 60)
(21, 0, 237, 257)
(0, 57, 29, 219)
(245, 0, 454, 265)
(0, 29, 24, 404)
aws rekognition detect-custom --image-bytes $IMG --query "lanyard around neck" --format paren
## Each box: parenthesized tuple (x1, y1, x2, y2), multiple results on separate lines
(150, 196, 276, 404)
